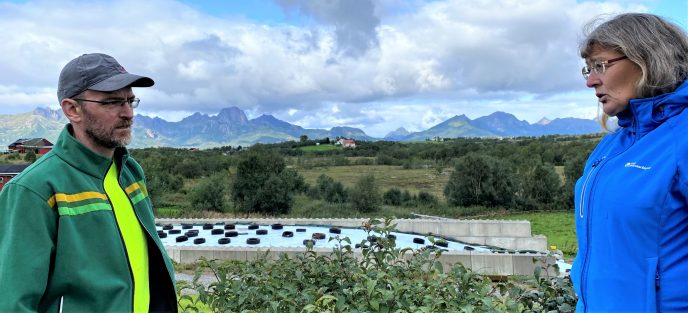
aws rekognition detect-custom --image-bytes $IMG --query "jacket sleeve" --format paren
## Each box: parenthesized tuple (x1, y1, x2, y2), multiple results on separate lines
(0, 182, 57, 312)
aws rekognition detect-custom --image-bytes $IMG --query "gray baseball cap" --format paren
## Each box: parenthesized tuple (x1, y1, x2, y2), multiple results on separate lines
(57, 53, 154, 101)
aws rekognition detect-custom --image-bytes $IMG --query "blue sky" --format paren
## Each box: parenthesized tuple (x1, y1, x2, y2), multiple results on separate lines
(0, 0, 686, 137)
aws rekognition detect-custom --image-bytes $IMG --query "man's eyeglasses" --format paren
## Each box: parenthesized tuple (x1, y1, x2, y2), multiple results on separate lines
(73, 98, 140, 109)
(582, 56, 628, 80)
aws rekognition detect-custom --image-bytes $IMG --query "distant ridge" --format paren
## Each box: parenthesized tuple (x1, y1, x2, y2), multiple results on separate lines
(536, 117, 551, 125)
(384, 127, 410, 141)
(0, 107, 600, 148)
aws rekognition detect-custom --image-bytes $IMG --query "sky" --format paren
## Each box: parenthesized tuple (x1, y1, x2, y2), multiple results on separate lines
(0, 0, 686, 137)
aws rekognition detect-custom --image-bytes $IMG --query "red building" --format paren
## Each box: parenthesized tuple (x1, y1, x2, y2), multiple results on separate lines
(8, 138, 53, 154)
(0, 164, 30, 192)
(336, 138, 357, 148)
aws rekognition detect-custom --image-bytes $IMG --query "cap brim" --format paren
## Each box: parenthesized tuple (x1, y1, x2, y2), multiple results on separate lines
(88, 73, 154, 92)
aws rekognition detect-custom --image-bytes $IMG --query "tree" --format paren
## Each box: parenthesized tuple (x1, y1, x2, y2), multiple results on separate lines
(558, 153, 587, 210)
(521, 163, 561, 210)
(190, 173, 227, 212)
(309, 174, 347, 203)
(147, 171, 183, 200)
(299, 135, 308, 143)
(349, 174, 380, 212)
(173, 158, 204, 178)
(24, 150, 36, 163)
(232, 149, 302, 215)
(444, 153, 515, 208)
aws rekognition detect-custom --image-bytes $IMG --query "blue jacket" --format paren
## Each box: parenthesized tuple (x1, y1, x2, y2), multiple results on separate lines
(572, 80, 688, 312)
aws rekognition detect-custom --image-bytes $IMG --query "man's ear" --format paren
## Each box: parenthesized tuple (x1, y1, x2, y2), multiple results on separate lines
(61, 98, 82, 124)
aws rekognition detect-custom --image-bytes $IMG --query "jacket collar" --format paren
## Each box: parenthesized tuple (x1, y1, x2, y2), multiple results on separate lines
(617, 80, 688, 136)
(52, 124, 129, 179)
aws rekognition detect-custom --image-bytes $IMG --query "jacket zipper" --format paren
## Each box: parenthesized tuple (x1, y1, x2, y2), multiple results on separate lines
(578, 156, 605, 311)
(579, 157, 605, 218)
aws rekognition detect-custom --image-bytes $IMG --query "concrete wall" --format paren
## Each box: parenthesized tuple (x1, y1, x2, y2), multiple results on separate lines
(157, 218, 547, 252)
(165, 246, 557, 277)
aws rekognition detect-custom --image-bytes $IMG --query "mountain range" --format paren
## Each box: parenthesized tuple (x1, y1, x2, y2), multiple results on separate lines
(0, 107, 601, 148)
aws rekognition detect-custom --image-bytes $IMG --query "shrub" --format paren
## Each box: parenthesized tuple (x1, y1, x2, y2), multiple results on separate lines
(189, 173, 226, 212)
(178, 218, 577, 312)
(444, 153, 515, 208)
(310, 174, 348, 203)
(349, 174, 380, 212)
(232, 148, 304, 215)
(332, 156, 350, 166)
(520, 163, 561, 210)
(353, 158, 373, 165)
(401, 190, 413, 205)
(24, 150, 36, 163)
(383, 187, 402, 206)
(375, 154, 398, 165)
(147, 171, 183, 200)
(415, 191, 438, 206)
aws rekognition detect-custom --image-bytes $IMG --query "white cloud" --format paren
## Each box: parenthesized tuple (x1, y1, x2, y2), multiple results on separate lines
(0, 0, 651, 135)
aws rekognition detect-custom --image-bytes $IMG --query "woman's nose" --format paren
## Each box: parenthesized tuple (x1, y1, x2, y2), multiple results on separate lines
(586, 71, 601, 88)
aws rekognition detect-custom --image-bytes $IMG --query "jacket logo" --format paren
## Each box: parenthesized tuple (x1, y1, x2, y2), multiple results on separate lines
(625, 162, 651, 170)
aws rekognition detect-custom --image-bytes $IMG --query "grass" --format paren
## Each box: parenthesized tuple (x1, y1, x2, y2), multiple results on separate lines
(0, 153, 34, 164)
(300, 144, 342, 152)
(298, 164, 450, 200)
(500, 211, 577, 259)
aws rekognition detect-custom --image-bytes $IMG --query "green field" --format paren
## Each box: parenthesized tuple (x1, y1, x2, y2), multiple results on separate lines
(300, 144, 342, 152)
(501, 211, 577, 258)
(0, 153, 33, 164)
(298, 164, 450, 200)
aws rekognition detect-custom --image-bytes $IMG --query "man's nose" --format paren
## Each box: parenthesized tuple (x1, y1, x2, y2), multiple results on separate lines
(120, 102, 134, 119)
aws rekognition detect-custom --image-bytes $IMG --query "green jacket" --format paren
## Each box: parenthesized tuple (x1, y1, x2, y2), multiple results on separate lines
(0, 125, 177, 312)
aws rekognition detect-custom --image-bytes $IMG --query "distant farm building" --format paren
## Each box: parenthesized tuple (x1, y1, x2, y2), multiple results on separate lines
(335, 138, 356, 148)
(8, 138, 53, 154)
(0, 164, 30, 192)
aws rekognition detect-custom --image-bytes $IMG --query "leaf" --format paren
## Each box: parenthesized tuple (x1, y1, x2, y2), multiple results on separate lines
(370, 300, 380, 311)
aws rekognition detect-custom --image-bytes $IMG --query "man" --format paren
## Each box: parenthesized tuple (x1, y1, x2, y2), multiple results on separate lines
(0, 53, 177, 312)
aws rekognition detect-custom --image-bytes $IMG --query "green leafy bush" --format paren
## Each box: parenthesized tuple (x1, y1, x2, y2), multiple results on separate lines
(382, 187, 402, 206)
(309, 174, 348, 203)
(23, 150, 37, 163)
(189, 173, 227, 212)
(444, 153, 516, 208)
(232, 148, 305, 215)
(414, 191, 438, 207)
(349, 174, 380, 212)
(177, 218, 576, 313)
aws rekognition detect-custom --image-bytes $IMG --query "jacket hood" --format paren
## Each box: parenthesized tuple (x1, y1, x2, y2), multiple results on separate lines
(618, 80, 688, 136)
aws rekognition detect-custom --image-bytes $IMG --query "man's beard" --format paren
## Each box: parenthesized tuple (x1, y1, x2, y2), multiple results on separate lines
(82, 109, 133, 149)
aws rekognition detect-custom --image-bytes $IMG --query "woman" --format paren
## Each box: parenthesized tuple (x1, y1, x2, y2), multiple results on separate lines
(573, 13, 688, 312)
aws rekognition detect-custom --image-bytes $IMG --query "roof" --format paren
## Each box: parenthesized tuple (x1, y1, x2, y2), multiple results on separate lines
(22, 138, 53, 147)
(0, 164, 31, 175)
(8, 138, 53, 147)
(8, 139, 29, 147)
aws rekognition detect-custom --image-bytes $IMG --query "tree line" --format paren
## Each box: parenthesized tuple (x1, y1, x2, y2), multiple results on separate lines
(131, 134, 600, 216)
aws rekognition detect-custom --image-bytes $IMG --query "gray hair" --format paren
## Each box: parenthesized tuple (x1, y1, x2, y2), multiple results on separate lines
(581, 13, 688, 98)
